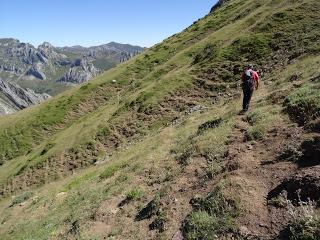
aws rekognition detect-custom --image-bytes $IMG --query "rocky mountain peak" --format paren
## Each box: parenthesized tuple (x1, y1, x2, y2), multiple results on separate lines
(38, 42, 54, 49)
(0, 38, 20, 46)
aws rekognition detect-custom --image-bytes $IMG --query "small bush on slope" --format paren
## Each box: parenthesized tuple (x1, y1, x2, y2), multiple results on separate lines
(284, 85, 320, 125)
(182, 183, 240, 240)
(126, 187, 144, 201)
(244, 106, 282, 141)
(287, 199, 320, 240)
(289, 215, 320, 240)
(10, 191, 33, 207)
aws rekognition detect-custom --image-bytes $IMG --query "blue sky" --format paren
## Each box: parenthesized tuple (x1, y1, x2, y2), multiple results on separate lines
(0, 0, 217, 48)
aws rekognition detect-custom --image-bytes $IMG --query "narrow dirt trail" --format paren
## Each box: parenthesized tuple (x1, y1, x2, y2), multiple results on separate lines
(225, 85, 298, 238)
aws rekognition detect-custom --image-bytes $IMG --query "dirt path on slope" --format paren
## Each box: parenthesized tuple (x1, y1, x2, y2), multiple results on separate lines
(224, 86, 299, 238)
(230, 118, 297, 238)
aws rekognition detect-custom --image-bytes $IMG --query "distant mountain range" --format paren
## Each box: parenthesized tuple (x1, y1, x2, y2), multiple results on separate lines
(0, 38, 145, 91)
(0, 38, 145, 115)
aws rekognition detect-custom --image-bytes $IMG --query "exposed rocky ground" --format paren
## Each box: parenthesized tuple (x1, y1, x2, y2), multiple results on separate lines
(0, 78, 49, 115)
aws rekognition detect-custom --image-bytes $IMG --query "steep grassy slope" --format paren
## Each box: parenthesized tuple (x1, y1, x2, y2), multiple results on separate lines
(0, 0, 319, 239)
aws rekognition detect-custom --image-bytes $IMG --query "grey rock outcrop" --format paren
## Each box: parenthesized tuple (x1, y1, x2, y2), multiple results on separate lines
(0, 78, 50, 115)
(0, 38, 66, 79)
(26, 67, 46, 80)
(58, 59, 100, 84)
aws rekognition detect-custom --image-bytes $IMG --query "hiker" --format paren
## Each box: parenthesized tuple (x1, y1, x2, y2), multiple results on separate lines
(241, 64, 260, 113)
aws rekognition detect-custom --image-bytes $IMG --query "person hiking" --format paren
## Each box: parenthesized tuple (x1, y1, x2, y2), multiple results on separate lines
(240, 64, 260, 113)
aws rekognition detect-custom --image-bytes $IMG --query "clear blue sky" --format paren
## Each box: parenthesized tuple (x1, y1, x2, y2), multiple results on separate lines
(0, 0, 217, 48)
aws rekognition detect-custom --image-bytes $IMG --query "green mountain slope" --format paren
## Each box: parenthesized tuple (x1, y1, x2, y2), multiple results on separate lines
(0, 0, 319, 239)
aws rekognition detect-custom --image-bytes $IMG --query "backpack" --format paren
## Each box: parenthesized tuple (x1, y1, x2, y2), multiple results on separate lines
(244, 70, 255, 90)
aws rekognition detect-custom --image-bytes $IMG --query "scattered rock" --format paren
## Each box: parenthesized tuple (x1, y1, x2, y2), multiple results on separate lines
(172, 230, 184, 240)
(26, 67, 46, 80)
(110, 208, 119, 215)
(197, 118, 223, 134)
(225, 159, 241, 172)
(311, 74, 320, 82)
(94, 155, 109, 165)
(246, 144, 253, 150)
(56, 192, 67, 201)
(293, 81, 303, 88)
(56, 192, 66, 198)
(239, 225, 251, 236)
(135, 198, 160, 221)
(186, 105, 206, 115)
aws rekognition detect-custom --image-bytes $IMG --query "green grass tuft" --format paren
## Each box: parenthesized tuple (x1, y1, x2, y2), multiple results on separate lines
(10, 191, 33, 207)
(183, 183, 240, 239)
(289, 214, 320, 240)
(126, 187, 144, 201)
(284, 85, 320, 125)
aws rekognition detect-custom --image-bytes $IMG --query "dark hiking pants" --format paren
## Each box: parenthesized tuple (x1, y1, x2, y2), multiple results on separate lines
(242, 85, 253, 111)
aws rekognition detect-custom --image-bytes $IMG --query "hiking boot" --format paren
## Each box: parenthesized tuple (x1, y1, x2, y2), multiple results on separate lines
(238, 109, 247, 115)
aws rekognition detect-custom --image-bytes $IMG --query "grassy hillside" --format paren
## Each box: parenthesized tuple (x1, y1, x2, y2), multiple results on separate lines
(0, 0, 319, 239)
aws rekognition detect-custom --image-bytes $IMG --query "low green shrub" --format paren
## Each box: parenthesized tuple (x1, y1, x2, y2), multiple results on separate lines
(183, 183, 240, 239)
(11, 191, 33, 207)
(278, 141, 302, 162)
(284, 86, 320, 125)
(286, 196, 320, 240)
(245, 125, 266, 141)
(126, 187, 144, 201)
(183, 211, 221, 240)
(244, 110, 264, 125)
(206, 161, 223, 179)
(289, 214, 320, 240)
(193, 43, 218, 65)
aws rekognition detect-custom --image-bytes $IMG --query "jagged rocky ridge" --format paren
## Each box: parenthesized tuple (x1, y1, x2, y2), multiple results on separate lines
(58, 58, 99, 84)
(0, 38, 145, 115)
(0, 38, 145, 89)
(0, 78, 49, 115)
